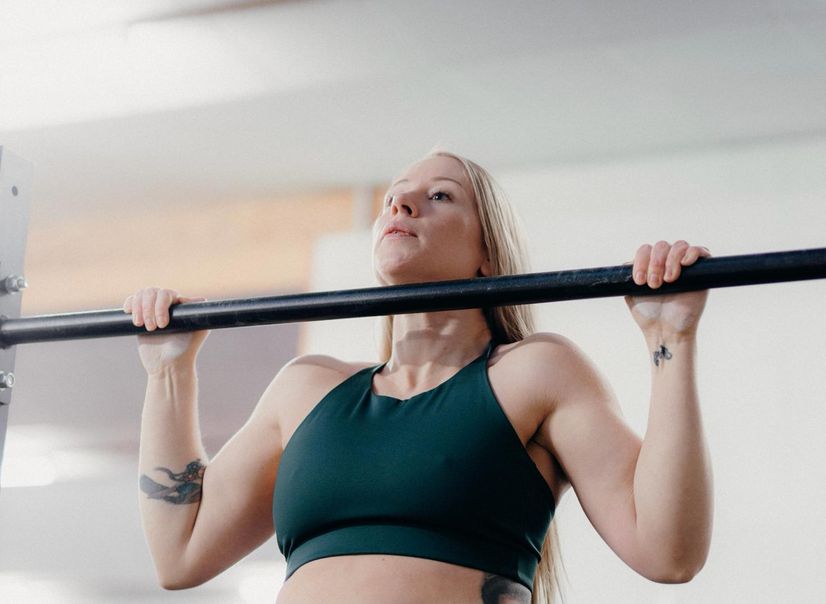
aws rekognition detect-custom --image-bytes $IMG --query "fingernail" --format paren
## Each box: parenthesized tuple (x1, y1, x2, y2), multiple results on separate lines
(635, 271, 645, 284)
(664, 269, 673, 280)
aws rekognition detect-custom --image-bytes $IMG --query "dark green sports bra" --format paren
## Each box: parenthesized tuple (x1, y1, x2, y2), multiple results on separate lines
(273, 340, 556, 591)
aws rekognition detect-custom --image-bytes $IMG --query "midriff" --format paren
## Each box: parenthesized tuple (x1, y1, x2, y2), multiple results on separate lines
(275, 553, 531, 604)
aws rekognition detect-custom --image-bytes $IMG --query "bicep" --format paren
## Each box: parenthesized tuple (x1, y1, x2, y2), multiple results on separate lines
(539, 339, 646, 573)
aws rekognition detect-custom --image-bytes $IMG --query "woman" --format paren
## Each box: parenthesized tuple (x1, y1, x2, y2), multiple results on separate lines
(124, 151, 713, 604)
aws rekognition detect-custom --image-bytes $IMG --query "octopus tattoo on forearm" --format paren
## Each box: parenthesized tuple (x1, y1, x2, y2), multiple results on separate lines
(140, 459, 205, 504)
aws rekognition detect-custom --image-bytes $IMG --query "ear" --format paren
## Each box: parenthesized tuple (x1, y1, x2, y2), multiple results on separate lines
(477, 257, 492, 277)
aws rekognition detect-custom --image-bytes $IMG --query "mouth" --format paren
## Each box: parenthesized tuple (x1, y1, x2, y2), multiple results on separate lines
(382, 226, 417, 239)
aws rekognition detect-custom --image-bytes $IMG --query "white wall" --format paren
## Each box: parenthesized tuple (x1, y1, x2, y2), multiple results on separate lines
(302, 137, 826, 603)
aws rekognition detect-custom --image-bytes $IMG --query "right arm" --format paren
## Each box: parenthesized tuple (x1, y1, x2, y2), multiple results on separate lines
(139, 362, 285, 588)
(129, 288, 290, 588)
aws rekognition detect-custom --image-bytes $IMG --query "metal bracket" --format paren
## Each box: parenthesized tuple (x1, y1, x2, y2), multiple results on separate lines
(0, 147, 32, 485)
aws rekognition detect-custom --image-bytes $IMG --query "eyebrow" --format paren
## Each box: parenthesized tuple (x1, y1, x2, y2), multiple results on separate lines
(389, 176, 466, 190)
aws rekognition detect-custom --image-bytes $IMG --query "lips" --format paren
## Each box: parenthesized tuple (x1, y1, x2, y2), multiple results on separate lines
(382, 223, 416, 239)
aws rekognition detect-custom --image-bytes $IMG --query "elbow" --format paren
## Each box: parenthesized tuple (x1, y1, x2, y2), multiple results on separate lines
(155, 564, 208, 591)
(159, 575, 206, 591)
(158, 572, 199, 591)
(645, 557, 707, 584)
(648, 567, 697, 584)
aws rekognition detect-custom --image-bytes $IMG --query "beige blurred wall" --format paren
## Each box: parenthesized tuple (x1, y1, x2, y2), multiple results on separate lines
(20, 188, 391, 314)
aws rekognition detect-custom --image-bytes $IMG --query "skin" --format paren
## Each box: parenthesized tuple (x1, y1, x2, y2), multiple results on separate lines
(126, 155, 713, 602)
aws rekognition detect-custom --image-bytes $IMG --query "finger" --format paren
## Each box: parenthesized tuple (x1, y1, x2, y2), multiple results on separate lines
(680, 245, 711, 266)
(632, 244, 652, 285)
(664, 240, 690, 282)
(131, 289, 144, 326)
(647, 240, 670, 288)
(123, 295, 133, 314)
(141, 288, 159, 331)
(154, 289, 178, 329)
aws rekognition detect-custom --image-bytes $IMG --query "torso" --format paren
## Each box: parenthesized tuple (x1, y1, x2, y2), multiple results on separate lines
(274, 337, 571, 604)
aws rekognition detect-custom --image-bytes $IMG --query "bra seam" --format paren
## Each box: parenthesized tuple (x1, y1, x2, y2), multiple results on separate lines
(369, 342, 492, 402)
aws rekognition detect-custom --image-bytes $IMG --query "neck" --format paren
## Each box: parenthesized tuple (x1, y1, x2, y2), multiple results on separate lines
(386, 309, 492, 371)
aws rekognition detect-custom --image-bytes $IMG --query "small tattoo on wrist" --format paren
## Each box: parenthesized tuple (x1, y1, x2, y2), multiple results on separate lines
(140, 459, 205, 504)
(653, 345, 672, 366)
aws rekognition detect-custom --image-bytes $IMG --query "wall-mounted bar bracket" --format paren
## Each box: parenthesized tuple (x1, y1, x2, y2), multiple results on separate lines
(0, 147, 33, 485)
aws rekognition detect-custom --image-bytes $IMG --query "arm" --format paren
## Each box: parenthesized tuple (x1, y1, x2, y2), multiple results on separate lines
(129, 286, 296, 588)
(139, 359, 292, 589)
(537, 241, 713, 583)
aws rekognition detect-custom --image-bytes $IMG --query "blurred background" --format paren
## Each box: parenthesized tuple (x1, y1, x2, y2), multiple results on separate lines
(1, 0, 825, 602)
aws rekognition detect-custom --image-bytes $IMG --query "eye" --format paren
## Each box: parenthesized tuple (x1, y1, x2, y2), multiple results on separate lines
(430, 190, 451, 201)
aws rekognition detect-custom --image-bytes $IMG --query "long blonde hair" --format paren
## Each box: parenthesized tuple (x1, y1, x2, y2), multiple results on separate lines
(375, 150, 566, 603)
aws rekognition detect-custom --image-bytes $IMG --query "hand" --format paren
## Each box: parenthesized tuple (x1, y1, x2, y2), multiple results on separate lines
(123, 287, 210, 375)
(625, 240, 711, 338)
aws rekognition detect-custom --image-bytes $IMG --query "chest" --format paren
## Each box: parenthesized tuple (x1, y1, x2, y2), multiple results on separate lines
(278, 355, 564, 506)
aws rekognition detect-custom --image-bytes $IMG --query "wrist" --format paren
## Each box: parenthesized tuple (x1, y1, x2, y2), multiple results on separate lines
(147, 362, 197, 380)
(642, 328, 697, 349)
(642, 333, 697, 369)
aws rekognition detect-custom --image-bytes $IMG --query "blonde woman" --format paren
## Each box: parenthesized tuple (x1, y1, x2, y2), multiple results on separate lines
(125, 151, 713, 603)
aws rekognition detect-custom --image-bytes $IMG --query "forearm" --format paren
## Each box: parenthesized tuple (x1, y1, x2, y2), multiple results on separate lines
(138, 363, 209, 585)
(632, 334, 713, 579)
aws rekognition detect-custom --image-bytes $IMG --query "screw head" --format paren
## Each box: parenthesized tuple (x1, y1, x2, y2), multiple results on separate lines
(0, 372, 15, 389)
(3, 275, 27, 293)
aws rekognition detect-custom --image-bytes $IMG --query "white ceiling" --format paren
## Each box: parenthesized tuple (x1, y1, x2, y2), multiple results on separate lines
(1, 0, 825, 222)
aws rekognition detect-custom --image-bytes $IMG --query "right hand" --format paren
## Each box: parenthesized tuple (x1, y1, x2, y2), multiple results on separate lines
(123, 287, 210, 375)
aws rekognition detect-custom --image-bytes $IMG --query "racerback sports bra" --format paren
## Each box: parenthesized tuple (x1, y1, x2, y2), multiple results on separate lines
(273, 340, 556, 591)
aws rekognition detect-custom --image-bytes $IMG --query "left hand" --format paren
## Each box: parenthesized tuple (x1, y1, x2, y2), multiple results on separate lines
(625, 240, 712, 338)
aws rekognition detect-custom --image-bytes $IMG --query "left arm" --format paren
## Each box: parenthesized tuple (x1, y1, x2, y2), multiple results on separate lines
(628, 240, 714, 581)
(536, 240, 713, 583)
(631, 331, 713, 581)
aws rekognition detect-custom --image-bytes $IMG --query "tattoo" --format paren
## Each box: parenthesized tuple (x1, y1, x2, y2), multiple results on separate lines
(140, 459, 205, 504)
(653, 345, 672, 367)
(480, 573, 530, 604)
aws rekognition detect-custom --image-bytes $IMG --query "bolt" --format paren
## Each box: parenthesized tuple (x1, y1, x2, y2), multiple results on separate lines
(3, 275, 27, 293)
(0, 372, 15, 389)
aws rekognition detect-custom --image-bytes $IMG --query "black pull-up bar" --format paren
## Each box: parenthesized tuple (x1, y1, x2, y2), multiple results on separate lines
(1, 246, 825, 349)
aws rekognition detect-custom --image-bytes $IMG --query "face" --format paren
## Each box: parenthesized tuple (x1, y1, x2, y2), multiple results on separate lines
(372, 155, 491, 285)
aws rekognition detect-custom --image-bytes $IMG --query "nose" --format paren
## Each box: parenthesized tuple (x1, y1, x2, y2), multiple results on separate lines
(389, 191, 417, 217)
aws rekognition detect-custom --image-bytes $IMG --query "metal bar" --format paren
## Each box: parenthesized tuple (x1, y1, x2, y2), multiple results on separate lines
(2, 246, 825, 349)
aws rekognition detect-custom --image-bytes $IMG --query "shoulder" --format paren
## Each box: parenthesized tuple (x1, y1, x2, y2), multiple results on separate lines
(495, 331, 591, 373)
(270, 354, 375, 390)
(279, 354, 375, 375)
(495, 332, 609, 411)
(255, 353, 376, 417)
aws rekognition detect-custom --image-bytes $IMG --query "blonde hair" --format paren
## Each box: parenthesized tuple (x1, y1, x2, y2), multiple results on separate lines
(375, 149, 566, 603)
